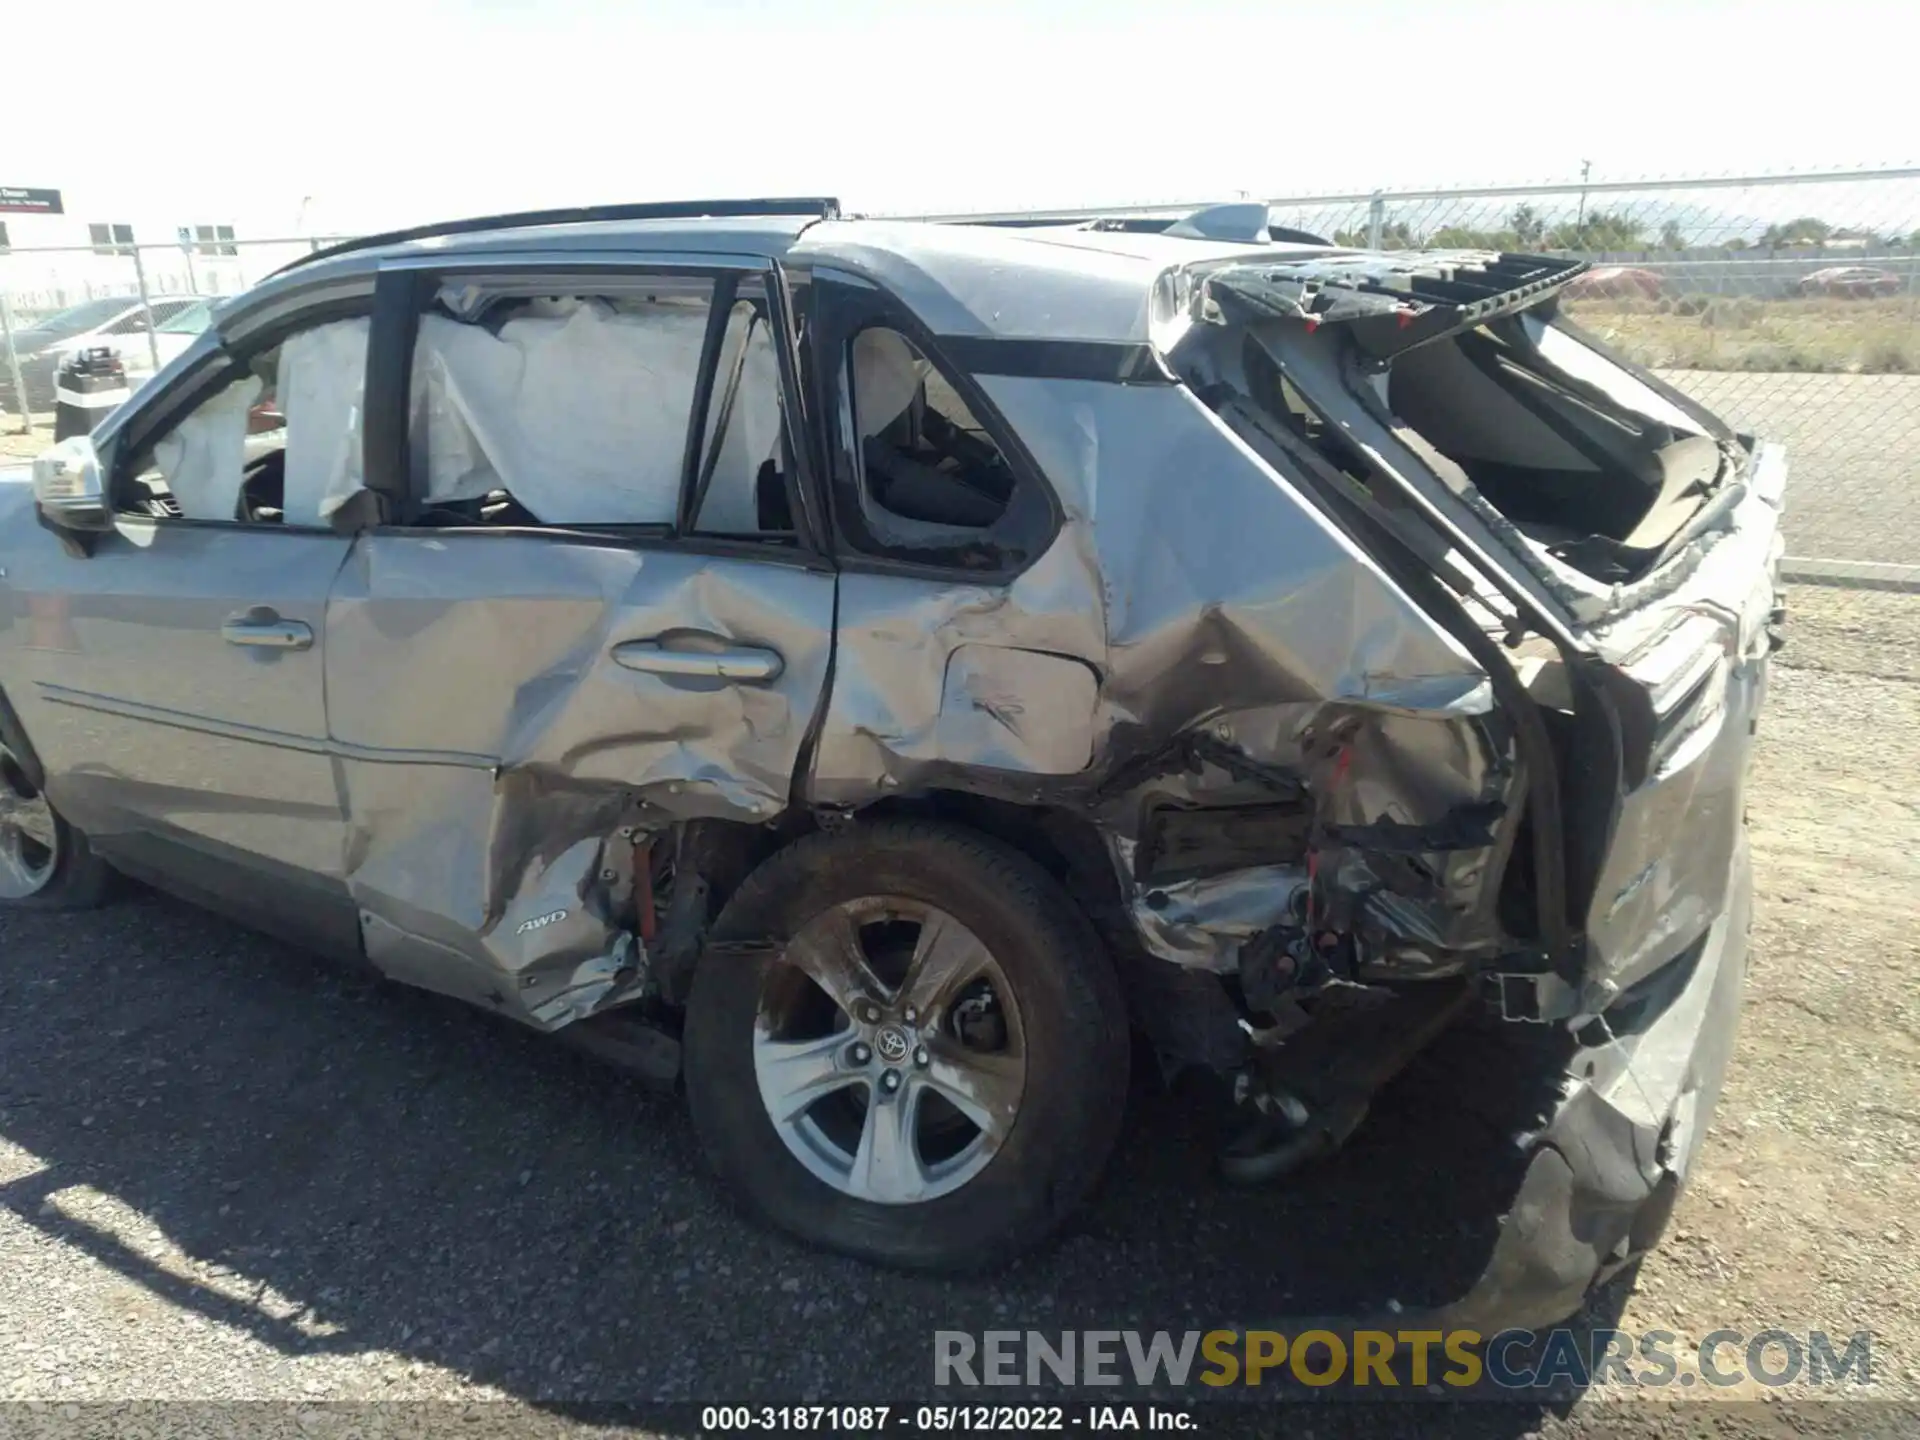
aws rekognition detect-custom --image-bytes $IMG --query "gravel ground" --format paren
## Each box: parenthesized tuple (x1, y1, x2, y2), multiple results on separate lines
(1, 584, 1918, 1440)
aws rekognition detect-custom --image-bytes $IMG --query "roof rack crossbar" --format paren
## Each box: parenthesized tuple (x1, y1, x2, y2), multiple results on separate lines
(272, 197, 842, 276)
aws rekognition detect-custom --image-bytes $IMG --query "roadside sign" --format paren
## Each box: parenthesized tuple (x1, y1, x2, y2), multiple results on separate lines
(0, 186, 63, 214)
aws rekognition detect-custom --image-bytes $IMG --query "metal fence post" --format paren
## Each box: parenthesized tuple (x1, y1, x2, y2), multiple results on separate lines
(129, 241, 162, 372)
(0, 288, 30, 435)
(1366, 192, 1385, 251)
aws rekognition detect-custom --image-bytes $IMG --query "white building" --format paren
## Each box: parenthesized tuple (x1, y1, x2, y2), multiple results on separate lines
(1, 184, 328, 319)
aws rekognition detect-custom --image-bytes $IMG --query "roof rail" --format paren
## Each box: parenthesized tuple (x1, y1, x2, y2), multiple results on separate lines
(272, 197, 843, 276)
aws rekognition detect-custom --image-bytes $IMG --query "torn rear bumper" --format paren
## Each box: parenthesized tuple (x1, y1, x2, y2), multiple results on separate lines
(1437, 834, 1752, 1331)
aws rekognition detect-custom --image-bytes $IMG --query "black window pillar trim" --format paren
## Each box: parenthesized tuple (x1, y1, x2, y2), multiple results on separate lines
(766, 260, 829, 556)
(364, 269, 429, 523)
(677, 273, 742, 534)
(930, 335, 1176, 385)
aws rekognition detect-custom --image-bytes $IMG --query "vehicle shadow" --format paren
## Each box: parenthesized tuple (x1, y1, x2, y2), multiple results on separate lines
(0, 887, 1625, 1432)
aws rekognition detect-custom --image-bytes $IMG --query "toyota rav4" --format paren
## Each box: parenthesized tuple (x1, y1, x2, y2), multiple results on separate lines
(0, 198, 1784, 1327)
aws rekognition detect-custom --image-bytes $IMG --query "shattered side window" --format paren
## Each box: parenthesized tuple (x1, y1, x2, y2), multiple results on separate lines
(846, 327, 1016, 536)
(408, 285, 714, 528)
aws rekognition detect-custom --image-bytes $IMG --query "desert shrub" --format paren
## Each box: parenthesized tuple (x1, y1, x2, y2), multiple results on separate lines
(1865, 340, 1916, 374)
(1702, 298, 1766, 328)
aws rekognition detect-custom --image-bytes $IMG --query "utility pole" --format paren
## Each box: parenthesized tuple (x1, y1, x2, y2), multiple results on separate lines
(1576, 159, 1593, 237)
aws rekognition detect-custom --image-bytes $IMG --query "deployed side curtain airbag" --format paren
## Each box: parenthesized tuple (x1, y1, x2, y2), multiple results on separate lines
(412, 300, 706, 525)
(278, 318, 371, 525)
(692, 316, 784, 533)
(153, 373, 261, 521)
(851, 327, 929, 437)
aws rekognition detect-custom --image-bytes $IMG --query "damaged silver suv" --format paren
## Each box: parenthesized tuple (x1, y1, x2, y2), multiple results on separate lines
(0, 198, 1782, 1325)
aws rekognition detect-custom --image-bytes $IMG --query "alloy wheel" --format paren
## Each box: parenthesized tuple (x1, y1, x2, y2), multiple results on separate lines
(752, 896, 1028, 1205)
(0, 744, 58, 901)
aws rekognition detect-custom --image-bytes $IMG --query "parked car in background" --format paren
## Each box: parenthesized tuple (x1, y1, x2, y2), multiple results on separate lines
(1561, 265, 1664, 301)
(1798, 265, 1901, 298)
(0, 203, 1784, 1329)
(0, 294, 208, 414)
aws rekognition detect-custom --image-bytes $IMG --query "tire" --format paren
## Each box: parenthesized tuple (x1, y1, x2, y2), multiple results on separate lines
(0, 739, 115, 910)
(683, 819, 1129, 1272)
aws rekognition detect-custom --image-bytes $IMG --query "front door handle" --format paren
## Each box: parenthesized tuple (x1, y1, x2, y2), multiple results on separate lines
(221, 612, 314, 650)
(612, 639, 784, 682)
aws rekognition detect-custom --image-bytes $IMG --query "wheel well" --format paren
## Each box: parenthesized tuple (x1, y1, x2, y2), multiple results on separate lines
(0, 683, 46, 789)
(661, 796, 1116, 991)
(681, 793, 1120, 923)
(852, 791, 1101, 883)
(664, 795, 1245, 1072)
(841, 795, 1253, 1073)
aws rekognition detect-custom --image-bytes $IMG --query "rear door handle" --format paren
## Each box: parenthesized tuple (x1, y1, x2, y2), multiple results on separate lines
(612, 639, 784, 682)
(221, 613, 314, 650)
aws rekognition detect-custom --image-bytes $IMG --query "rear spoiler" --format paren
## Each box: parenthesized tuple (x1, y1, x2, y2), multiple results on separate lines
(1206, 252, 1588, 359)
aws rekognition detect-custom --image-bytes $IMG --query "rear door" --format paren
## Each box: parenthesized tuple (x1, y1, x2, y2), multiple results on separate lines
(324, 256, 836, 1017)
(4, 284, 376, 951)
(796, 269, 1109, 804)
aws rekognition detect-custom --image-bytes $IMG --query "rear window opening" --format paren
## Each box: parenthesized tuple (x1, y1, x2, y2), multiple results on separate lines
(1200, 256, 1737, 589)
(848, 326, 1016, 533)
(1383, 314, 1726, 582)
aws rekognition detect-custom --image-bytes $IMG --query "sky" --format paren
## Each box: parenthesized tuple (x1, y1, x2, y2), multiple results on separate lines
(10, 0, 1916, 235)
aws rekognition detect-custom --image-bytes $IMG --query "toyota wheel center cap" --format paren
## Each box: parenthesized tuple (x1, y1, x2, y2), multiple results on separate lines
(874, 1025, 911, 1063)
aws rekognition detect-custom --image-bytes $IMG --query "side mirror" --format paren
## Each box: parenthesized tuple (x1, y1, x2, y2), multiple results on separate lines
(32, 436, 113, 533)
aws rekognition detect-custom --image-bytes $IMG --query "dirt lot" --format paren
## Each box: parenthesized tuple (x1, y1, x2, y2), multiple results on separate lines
(0, 582, 1916, 1437)
(1568, 295, 1919, 374)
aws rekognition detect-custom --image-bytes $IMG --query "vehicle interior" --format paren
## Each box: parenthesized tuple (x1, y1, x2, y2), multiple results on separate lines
(1384, 315, 1726, 581)
(1229, 307, 1728, 586)
(121, 348, 296, 523)
(847, 326, 1015, 537)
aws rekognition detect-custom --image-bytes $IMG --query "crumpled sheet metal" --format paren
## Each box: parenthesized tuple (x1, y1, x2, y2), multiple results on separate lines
(1105, 700, 1511, 972)
(809, 376, 1492, 811)
(805, 540, 1107, 805)
(1127, 858, 1309, 971)
(328, 533, 834, 1024)
(986, 378, 1492, 733)
(810, 372, 1507, 971)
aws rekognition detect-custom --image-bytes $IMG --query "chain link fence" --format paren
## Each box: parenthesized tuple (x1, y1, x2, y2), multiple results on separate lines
(0, 234, 334, 452)
(6, 168, 1919, 568)
(1257, 168, 1920, 573)
(935, 167, 1920, 573)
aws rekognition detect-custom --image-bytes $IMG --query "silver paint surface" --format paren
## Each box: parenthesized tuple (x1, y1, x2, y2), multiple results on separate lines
(326, 532, 834, 1019)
